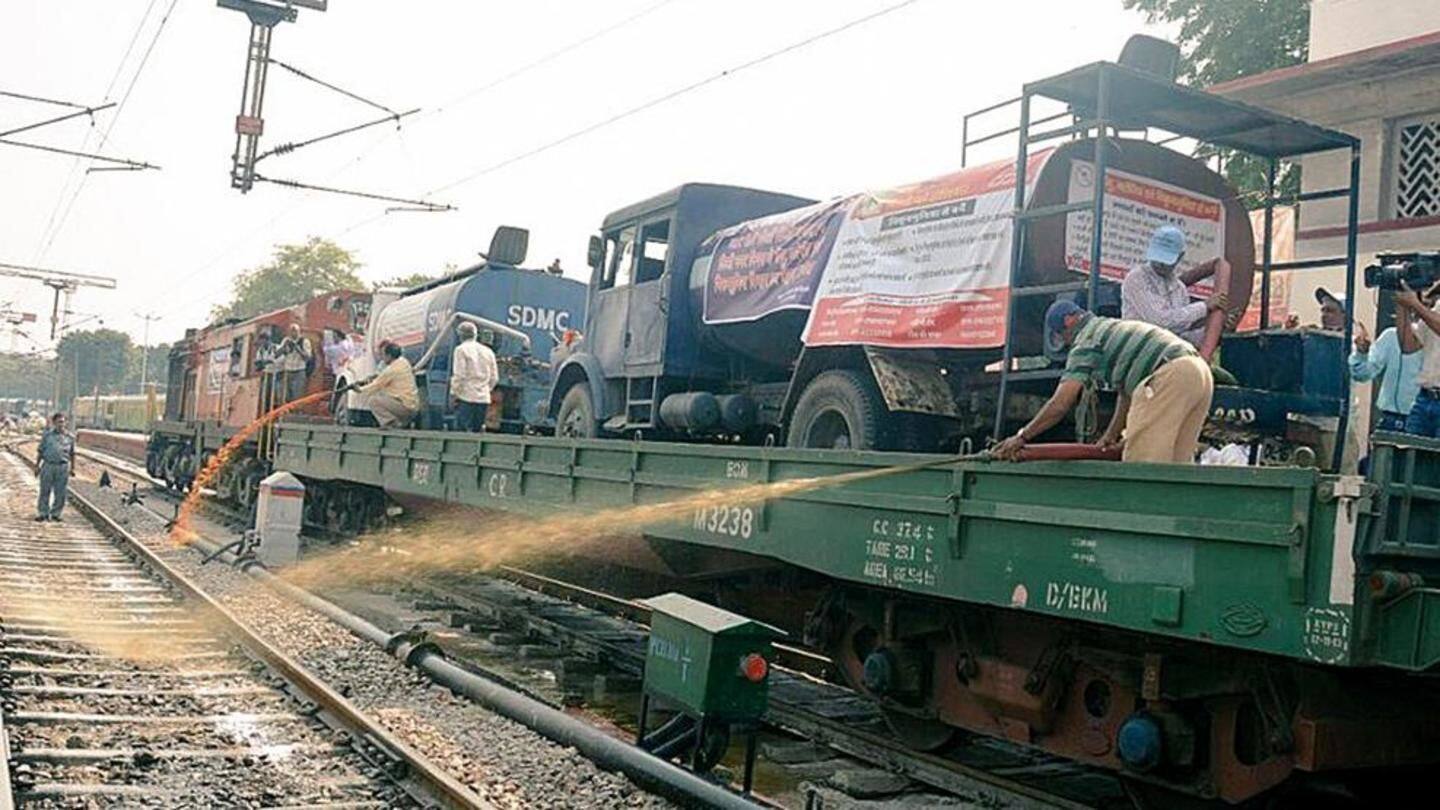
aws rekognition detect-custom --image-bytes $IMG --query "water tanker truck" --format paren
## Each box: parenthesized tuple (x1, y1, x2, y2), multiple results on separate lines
(337, 226, 588, 432)
(547, 136, 1268, 452)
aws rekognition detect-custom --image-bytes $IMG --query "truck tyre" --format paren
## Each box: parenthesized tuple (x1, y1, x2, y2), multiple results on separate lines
(787, 369, 884, 450)
(556, 383, 598, 439)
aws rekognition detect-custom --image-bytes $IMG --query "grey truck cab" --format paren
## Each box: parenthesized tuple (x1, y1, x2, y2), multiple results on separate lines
(548, 182, 982, 451)
(549, 183, 823, 442)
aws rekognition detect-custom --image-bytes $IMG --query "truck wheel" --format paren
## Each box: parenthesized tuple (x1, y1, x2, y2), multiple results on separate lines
(556, 384, 597, 439)
(787, 370, 884, 450)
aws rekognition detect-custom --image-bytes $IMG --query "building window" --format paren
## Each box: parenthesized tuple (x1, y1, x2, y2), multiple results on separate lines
(1394, 114, 1440, 220)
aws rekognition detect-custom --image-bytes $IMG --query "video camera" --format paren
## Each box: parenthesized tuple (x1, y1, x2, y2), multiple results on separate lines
(1364, 251, 1440, 291)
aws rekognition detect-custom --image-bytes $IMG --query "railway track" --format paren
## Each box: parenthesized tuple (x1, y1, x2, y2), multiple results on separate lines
(0, 451, 490, 808)
(70, 436, 1130, 809)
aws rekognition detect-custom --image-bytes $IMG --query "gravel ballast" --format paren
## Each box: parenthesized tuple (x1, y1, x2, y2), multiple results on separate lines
(72, 478, 674, 809)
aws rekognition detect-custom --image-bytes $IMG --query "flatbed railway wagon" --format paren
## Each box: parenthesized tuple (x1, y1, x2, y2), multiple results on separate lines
(274, 424, 1440, 806)
(268, 56, 1421, 806)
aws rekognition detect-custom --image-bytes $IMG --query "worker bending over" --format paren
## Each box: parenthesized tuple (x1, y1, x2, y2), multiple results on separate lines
(994, 300, 1214, 463)
(449, 322, 499, 432)
(1121, 225, 1230, 346)
(358, 342, 419, 428)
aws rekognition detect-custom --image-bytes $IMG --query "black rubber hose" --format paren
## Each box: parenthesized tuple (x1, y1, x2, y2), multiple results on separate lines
(188, 536, 758, 809)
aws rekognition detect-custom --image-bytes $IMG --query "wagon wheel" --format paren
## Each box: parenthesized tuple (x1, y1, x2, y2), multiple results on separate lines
(826, 614, 955, 751)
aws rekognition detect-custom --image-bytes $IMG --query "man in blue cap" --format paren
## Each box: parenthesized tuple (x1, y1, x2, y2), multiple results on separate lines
(1121, 224, 1231, 346)
(993, 299, 1214, 463)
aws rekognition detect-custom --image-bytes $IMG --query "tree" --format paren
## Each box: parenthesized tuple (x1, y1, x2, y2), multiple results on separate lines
(124, 342, 171, 393)
(212, 237, 363, 322)
(1123, 0, 1311, 204)
(375, 271, 442, 291)
(56, 328, 133, 405)
(373, 262, 459, 291)
(0, 352, 55, 400)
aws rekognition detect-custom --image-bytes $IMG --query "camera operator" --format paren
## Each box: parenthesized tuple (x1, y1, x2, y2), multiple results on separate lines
(1395, 279, 1440, 438)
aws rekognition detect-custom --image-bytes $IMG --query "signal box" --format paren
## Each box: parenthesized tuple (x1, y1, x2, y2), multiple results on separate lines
(643, 592, 783, 720)
(638, 593, 783, 794)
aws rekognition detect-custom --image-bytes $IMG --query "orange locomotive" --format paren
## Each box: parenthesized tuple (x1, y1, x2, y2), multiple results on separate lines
(149, 290, 371, 507)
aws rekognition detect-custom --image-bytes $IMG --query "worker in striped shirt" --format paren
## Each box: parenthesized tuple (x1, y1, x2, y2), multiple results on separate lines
(993, 300, 1214, 463)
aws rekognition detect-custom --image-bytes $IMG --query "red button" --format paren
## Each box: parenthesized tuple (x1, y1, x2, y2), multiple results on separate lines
(740, 653, 768, 683)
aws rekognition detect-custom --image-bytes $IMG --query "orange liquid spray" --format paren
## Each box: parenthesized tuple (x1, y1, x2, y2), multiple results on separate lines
(280, 459, 939, 592)
(169, 389, 330, 545)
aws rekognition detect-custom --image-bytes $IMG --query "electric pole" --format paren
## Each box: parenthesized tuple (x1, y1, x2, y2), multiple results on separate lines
(0, 262, 118, 412)
(136, 312, 161, 393)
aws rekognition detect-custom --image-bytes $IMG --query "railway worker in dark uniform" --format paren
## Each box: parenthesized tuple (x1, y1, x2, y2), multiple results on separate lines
(277, 324, 315, 404)
(449, 321, 498, 432)
(35, 412, 75, 522)
(993, 300, 1214, 464)
(357, 341, 419, 428)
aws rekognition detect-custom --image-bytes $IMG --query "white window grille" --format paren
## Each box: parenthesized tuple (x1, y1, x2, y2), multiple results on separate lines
(1394, 114, 1440, 220)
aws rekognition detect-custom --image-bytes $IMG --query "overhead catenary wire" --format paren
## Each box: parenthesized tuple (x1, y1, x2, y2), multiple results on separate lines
(251, 175, 454, 212)
(0, 138, 159, 170)
(155, 2, 684, 317)
(255, 108, 421, 163)
(28, 0, 162, 253)
(0, 102, 116, 139)
(0, 90, 94, 110)
(424, 0, 923, 198)
(168, 0, 918, 323)
(267, 59, 400, 117)
(34, 0, 180, 263)
(319, 0, 928, 244)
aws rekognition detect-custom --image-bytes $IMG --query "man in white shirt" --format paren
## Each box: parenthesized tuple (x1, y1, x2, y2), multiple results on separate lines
(449, 322, 498, 432)
(1121, 225, 1230, 346)
(1396, 280, 1440, 438)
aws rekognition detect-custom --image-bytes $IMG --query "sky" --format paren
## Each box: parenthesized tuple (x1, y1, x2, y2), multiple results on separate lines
(0, 0, 1170, 351)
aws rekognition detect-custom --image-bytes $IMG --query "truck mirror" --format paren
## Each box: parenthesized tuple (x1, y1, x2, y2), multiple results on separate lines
(587, 235, 604, 271)
(488, 226, 530, 267)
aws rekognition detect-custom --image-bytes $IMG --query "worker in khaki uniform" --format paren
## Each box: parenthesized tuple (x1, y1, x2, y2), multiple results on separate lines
(993, 300, 1214, 464)
(358, 342, 419, 428)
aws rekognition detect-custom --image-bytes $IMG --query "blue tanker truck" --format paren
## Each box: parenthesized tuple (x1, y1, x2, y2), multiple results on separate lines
(336, 227, 587, 432)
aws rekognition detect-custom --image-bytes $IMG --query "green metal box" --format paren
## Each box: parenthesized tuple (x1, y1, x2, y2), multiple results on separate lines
(642, 593, 783, 721)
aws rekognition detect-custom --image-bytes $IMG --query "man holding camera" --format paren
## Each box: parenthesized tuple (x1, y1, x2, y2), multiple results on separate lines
(1396, 279, 1440, 438)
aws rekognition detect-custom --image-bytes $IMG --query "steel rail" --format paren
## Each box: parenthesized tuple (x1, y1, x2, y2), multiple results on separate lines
(26, 454, 494, 810)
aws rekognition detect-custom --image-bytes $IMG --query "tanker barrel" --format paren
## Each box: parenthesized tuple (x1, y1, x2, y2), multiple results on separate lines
(659, 392, 721, 432)
(716, 394, 757, 433)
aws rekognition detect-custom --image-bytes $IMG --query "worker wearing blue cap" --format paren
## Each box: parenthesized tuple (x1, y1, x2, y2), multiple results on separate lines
(1121, 224, 1232, 345)
(993, 299, 1214, 463)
